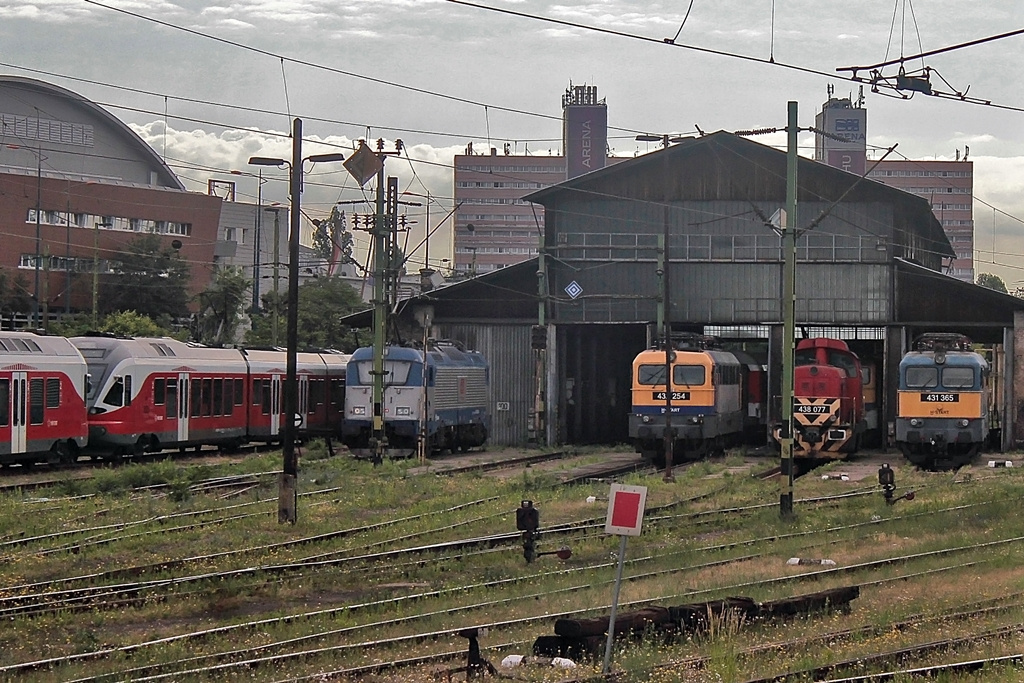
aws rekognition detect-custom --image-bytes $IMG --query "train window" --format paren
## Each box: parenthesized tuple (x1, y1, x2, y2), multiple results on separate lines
(29, 378, 44, 425)
(942, 367, 975, 389)
(104, 377, 125, 407)
(261, 379, 272, 415)
(124, 375, 132, 407)
(190, 379, 202, 418)
(0, 379, 7, 426)
(638, 365, 666, 385)
(154, 379, 165, 405)
(905, 367, 939, 389)
(165, 379, 177, 419)
(213, 379, 223, 416)
(310, 379, 324, 409)
(330, 379, 344, 407)
(46, 378, 59, 408)
(252, 378, 261, 405)
(234, 379, 244, 405)
(223, 379, 233, 416)
(673, 365, 706, 387)
(201, 379, 212, 417)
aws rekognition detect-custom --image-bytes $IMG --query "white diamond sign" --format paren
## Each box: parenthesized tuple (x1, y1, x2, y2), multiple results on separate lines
(565, 280, 583, 299)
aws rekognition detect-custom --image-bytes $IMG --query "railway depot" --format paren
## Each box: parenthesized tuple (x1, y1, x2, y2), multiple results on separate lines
(365, 131, 1024, 453)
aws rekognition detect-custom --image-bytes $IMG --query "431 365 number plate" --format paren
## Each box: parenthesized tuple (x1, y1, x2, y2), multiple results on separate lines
(921, 393, 959, 402)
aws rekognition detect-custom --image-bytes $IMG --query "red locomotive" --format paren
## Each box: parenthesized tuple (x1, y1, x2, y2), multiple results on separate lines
(774, 338, 866, 461)
(0, 332, 88, 467)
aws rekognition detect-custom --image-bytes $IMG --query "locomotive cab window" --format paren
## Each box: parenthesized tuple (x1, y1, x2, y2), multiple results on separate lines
(905, 367, 939, 389)
(674, 365, 706, 387)
(104, 377, 125, 407)
(637, 365, 667, 385)
(941, 367, 975, 389)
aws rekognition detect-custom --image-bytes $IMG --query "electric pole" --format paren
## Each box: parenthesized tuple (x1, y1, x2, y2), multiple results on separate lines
(780, 101, 799, 518)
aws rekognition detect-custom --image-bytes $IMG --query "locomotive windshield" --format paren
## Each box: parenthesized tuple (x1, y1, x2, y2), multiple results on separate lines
(940, 367, 975, 389)
(905, 367, 939, 389)
(637, 365, 666, 385)
(637, 364, 705, 386)
(353, 360, 413, 386)
(673, 365, 705, 386)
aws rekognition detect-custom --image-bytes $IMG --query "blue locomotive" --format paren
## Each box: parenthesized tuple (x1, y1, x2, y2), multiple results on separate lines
(896, 333, 991, 469)
(341, 342, 490, 458)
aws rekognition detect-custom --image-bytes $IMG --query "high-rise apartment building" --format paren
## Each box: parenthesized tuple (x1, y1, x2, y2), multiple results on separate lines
(452, 84, 615, 274)
(813, 93, 975, 282)
(867, 159, 975, 281)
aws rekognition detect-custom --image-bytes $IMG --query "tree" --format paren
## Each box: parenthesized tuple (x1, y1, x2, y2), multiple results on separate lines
(0, 271, 34, 318)
(245, 275, 367, 351)
(102, 234, 191, 323)
(50, 310, 179, 338)
(976, 273, 1008, 294)
(194, 266, 250, 346)
(311, 207, 354, 268)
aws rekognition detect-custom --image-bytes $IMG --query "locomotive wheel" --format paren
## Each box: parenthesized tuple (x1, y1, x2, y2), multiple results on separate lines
(108, 448, 126, 466)
(49, 442, 75, 468)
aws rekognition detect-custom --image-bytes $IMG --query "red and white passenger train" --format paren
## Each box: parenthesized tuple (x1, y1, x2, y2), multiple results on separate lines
(0, 332, 89, 467)
(0, 332, 349, 467)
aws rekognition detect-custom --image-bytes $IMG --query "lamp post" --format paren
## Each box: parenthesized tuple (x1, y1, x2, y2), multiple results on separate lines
(249, 119, 345, 524)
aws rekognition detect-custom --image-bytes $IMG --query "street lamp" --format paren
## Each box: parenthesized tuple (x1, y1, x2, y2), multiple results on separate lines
(249, 119, 345, 525)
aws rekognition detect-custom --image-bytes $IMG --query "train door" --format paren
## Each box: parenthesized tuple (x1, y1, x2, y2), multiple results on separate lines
(10, 372, 27, 454)
(297, 375, 309, 430)
(270, 374, 282, 436)
(177, 372, 190, 442)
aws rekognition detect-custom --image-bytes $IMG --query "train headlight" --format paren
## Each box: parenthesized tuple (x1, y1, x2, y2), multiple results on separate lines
(396, 407, 411, 416)
(958, 419, 969, 428)
(688, 416, 703, 425)
(641, 415, 651, 424)
(910, 418, 923, 427)
(350, 406, 366, 416)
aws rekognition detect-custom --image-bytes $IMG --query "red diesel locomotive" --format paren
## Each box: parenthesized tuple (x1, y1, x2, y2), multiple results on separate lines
(773, 337, 866, 461)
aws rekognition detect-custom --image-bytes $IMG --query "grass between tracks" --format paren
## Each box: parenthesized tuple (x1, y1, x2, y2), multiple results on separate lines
(1, 446, 1024, 681)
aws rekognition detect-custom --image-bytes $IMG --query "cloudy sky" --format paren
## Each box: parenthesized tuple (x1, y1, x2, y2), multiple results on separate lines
(3, 0, 1024, 283)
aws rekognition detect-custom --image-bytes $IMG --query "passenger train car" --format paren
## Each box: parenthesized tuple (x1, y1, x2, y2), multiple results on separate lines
(773, 338, 866, 462)
(341, 342, 490, 459)
(629, 336, 766, 463)
(896, 333, 990, 469)
(0, 332, 88, 467)
(70, 335, 349, 461)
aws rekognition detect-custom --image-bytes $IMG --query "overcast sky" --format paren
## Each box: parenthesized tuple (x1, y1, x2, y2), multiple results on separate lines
(3, 1, 1024, 284)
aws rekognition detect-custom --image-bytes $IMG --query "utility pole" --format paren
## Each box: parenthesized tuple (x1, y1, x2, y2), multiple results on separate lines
(269, 208, 281, 346)
(532, 228, 548, 446)
(659, 222, 674, 482)
(780, 101, 799, 518)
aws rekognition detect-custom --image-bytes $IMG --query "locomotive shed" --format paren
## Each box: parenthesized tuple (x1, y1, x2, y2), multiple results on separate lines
(344, 131, 1024, 454)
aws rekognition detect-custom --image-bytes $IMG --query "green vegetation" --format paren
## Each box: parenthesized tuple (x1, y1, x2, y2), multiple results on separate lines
(1, 449, 1024, 681)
